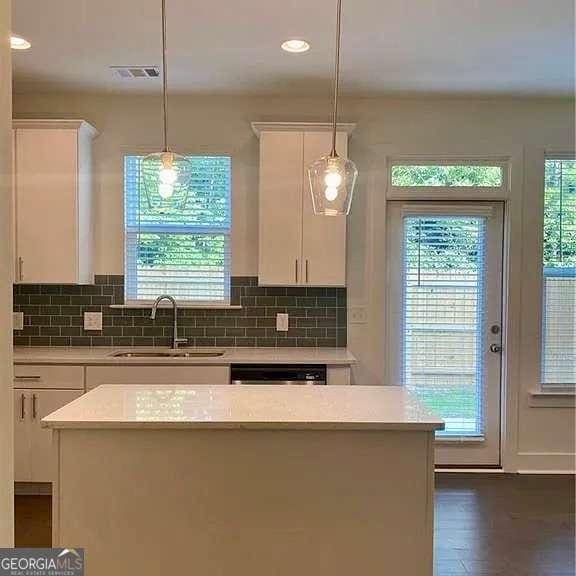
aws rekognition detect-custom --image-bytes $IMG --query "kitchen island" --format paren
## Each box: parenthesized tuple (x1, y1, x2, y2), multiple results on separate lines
(44, 384, 443, 576)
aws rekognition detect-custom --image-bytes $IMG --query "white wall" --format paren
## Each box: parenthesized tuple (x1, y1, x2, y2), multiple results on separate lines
(0, 0, 14, 545)
(13, 92, 575, 471)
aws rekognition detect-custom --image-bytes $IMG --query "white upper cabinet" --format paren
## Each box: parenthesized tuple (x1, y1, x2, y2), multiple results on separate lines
(13, 119, 97, 284)
(255, 123, 354, 287)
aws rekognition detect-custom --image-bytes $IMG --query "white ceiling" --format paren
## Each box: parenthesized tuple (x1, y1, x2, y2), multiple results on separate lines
(11, 0, 576, 96)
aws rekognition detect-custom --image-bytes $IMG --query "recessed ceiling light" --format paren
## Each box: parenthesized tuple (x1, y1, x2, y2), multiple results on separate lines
(10, 35, 31, 50)
(281, 39, 310, 53)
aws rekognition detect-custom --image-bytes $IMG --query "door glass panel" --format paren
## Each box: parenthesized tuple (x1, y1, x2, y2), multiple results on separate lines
(402, 216, 487, 437)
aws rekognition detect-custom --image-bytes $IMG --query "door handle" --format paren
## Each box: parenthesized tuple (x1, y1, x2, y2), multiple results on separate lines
(20, 393, 25, 421)
(32, 393, 37, 420)
(305, 260, 309, 284)
(489, 344, 502, 353)
(17, 257, 23, 282)
(295, 259, 299, 284)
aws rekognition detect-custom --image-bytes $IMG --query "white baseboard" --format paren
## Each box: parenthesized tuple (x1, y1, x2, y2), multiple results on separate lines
(515, 451, 575, 473)
(435, 468, 505, 473)
(517, 469, 575, 475)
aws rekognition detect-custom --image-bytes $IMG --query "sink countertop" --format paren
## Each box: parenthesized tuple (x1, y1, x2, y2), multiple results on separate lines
(13, 346, 356, 366)
(42, 384, 444, 431)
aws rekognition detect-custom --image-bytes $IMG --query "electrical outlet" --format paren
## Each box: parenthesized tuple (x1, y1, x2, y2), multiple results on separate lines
(349, 306, 368, 324)
(13, 312, 24, 331)
(84, 311, 103, 331)
(276, 313, 289, 332)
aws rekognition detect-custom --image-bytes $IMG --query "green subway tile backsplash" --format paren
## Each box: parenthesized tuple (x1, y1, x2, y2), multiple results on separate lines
(13, 276, 346, 348)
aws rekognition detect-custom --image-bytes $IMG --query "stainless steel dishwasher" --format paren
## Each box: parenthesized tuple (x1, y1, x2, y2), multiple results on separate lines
(230, 365, 326, 385)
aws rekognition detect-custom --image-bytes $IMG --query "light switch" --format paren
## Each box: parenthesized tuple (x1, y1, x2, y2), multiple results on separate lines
(13, 312, 24, 331)
(276, 313, 289, 332)
(84, 311, 103, 331)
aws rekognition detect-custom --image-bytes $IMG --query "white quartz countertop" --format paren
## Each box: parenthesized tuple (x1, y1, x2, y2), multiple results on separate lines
(14, 347, 356, 366)
(42, 384, 444, 431)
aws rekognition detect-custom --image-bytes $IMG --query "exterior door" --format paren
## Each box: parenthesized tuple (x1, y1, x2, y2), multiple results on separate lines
(387, 202, 504, 466)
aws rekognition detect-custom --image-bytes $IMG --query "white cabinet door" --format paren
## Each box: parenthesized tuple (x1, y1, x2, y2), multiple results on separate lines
(85, 365, 230, 391)
(258, 131, 304, 286)
(301, 132, 347, 286)
(14, 390, 31, 482)
(30, 389, 83, 482)
(14, 128, 79, 284)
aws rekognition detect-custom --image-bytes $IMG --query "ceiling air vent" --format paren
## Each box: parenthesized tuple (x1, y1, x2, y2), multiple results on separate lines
(110, 66, 160, 79)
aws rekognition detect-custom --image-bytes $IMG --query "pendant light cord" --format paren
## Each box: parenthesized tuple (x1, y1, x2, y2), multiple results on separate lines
(330, 0, 343, 157)
(161, 0, 169, 152)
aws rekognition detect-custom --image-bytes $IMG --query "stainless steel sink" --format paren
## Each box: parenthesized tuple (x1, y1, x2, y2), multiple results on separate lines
(109, 350, 225, 359)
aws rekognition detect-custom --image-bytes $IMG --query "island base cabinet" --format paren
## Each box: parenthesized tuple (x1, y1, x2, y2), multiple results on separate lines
(53, 428, 435, 576)
(14, 389, 83, 483)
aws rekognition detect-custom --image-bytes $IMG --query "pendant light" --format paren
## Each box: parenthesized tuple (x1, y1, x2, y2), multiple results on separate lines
(141, 0, 191, 210)
(307, 0, 357, 216)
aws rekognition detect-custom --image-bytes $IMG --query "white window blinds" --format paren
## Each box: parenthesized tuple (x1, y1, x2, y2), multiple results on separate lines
(402, 216, 487, 437)
(124, 155, 231, 304)
(541, 158, 576, 386)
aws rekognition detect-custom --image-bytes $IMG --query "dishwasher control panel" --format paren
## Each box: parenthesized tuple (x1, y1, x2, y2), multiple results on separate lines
(230, 364, 326, 385)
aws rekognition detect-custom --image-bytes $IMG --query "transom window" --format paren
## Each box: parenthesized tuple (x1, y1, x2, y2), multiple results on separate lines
(391, 164, 503, 187)
(541, 158, 576, 387)
(388, 161, 507, 200)
(123, 155, 231, 305)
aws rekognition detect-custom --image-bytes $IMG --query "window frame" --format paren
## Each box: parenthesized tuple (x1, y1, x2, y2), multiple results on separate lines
(387, 157, 510, 201)
(122, 153, 232, 308)
(539, 153, 576, 390)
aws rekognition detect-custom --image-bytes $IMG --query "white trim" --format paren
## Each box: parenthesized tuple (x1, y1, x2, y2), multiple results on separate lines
(12, 119, 98, 138)
(251, 122, 356, 138)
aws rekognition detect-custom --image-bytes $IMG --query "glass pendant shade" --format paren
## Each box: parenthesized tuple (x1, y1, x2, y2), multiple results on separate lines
(141, 151, 192, 210)
(307, 154, 358, 216)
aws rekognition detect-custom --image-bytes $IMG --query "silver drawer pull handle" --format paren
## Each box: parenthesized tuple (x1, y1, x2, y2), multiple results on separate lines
(15, 375, 41, 381)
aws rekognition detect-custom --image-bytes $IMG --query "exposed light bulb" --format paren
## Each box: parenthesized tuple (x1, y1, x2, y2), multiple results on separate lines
(325, 186, 339, 201)
(158, 183, 174, 199)
(324, 169, 343, 188)
(10, 35, 31, 50)
(159, 166, 177, 185)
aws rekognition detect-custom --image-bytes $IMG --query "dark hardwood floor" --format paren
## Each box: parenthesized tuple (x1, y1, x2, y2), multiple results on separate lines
(434, 474, 575, 575)
(15, 474, 575, 575)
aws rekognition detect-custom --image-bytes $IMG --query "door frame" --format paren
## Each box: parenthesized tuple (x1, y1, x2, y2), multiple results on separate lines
(386, 201, 506, 466)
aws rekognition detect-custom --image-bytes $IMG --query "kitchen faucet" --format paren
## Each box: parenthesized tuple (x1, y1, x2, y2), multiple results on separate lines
(150, 295, 188, 350)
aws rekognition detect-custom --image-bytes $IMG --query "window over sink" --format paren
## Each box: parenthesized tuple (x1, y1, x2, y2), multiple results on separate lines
(123, 155, 231, 305)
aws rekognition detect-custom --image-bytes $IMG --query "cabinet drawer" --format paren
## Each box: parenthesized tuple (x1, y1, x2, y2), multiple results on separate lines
(14, 365, 84, 390)
(85, 365, 230, 391)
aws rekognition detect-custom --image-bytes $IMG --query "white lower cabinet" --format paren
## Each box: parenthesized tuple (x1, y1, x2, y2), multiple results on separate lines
(14, 389, 83, 483)
(85, 365, 230, 391)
